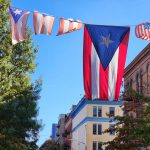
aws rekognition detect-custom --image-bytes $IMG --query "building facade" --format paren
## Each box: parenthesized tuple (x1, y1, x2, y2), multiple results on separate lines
(71, 99, 123, 150)
(57, 114, 66, 145)
(124, 43, 150, 97)
(64, 113, 72, 150)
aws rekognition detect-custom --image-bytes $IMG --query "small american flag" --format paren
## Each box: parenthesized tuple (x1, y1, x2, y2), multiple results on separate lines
(135, 22, 150, 40)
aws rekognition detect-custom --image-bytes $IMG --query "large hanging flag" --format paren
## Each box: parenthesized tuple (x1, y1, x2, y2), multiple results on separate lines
(57, 18, 82, 35)
(9, 7, 30, 45)
(135, 22, 150, 40)
(83, 25, 130, 101)
(33, 11, 55, 35)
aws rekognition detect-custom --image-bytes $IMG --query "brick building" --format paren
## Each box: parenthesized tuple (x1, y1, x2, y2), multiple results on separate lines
(124, 43, 150, 97)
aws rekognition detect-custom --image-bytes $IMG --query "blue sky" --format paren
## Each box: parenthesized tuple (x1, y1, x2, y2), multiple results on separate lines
(12, 0, 150, 146)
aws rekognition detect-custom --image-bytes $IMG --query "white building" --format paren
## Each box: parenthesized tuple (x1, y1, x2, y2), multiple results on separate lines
(71, 99, 123, 150)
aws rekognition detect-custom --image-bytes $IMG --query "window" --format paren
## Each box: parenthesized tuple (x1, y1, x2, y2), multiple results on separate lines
(93, 124, 97, 135)
(140, 70, 143, 94)
(98, 124, 102, 135)
(93, 106, 102, 117)
(93, 141, 97, 150)
(130, 79, 133, 89)
(93, 106, 97, 117)
(93, 124, 102, 135)
(110, 124, 115, 135)
(109, 107, 115, 116)
(136, 73, 139, 93)
(93, 141, 103, 150)
(98, 142, 103, 150)
(98, 106, 102, 117)
(147, 64, 150, 94)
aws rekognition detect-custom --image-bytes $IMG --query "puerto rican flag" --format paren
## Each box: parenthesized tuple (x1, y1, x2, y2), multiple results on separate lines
(83, 25, 130, 101)
(57, 18, 82, 35)
(9, 7, 30, 45)
(33, 11, 55, 35)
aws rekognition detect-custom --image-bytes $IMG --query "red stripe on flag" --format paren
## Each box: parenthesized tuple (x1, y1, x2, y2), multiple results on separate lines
(115, 30, 130, 100)
(77, 22, 82, 30)
(83, 26, 92, 100)
(21, 14, 28, 40)
(57, 19, 65, 35)
(100, 63, 108, 100)
(14, 23, 20, 42)
(68, 21, 74, 33)
(33, 12, 38, 34)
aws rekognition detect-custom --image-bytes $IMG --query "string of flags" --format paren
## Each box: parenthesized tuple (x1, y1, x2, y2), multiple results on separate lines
(9, 7, 83, 45)
(9, 6, 150, 45)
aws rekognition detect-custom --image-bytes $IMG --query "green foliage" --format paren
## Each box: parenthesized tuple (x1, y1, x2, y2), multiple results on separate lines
(0, 81, 42, 150)
(0, 0, 38, 102)
(0, 0, 42, 149)
(104, 89, 150, 150)
(39, 140, 64, 150)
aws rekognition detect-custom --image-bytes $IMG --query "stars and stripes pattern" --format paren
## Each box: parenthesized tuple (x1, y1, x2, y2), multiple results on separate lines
(57, 18, 82, 35)
(83, 25, 130, 101)
(135, 22, 150, 40)
(9, 7, 30, 45)
(33, 11, 55, 35)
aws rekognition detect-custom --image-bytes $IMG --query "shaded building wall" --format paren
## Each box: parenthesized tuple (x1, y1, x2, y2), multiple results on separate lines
(124, 44, 150, 97)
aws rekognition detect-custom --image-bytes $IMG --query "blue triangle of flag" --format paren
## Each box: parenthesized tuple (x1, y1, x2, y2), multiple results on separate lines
(9, 7, 28, 24)
(85, 24, 129, 70)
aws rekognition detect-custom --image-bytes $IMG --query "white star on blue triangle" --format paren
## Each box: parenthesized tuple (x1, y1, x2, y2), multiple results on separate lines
(101, 34, 113, 48)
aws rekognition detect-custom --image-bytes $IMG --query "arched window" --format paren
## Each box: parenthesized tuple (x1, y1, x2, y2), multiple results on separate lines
(136, 73, 139, 93)
(130, 79, 133, 89)
(140, 70, 143, 94)
(147, 63, 150, 94)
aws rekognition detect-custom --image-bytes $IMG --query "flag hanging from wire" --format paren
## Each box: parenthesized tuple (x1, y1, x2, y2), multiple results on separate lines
(33, 11, 55, 35)
(83, 24, 130, 101)
(9, 7, 30, 45)
(135, 22, 150, 40)
(57, 18, 82, 35)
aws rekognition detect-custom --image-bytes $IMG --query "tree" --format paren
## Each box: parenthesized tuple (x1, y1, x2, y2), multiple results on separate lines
(39, 139, 64, 150)
(104, 89, 150, 150)
(0, 0, 42, 149)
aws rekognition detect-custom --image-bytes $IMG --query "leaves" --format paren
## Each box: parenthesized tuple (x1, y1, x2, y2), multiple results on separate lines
(104, 89, 150, 150)
(0, 0, 42, 149)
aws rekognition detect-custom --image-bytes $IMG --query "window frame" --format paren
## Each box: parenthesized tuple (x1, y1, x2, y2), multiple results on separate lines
(93, 123, 97, 135)
(109, 107, 115, 117)
(98, 124, 102, 135)
(93, 106, 102, 118)
(109, 124, 115, 135)
(93, 106, 97, 117)
(93, 141, 97, 150)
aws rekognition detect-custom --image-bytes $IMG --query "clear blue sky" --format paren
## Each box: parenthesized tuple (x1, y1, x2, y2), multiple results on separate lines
(12, 0, 150, 146)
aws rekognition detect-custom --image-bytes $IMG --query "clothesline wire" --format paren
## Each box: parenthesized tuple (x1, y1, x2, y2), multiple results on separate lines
(10, 6, 137, 27)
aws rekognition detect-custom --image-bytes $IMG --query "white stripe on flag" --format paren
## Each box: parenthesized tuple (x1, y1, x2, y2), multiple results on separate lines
(10, 17, 16, 44)
(43, 16, 51, 34)
(17, 16, 25, 42)
(91, 44, 100, 100)
(73, 22, 78, 30)
(108, 47, 119, 101)
(36, 13, 43, 34)
(63, 20, 70, 33)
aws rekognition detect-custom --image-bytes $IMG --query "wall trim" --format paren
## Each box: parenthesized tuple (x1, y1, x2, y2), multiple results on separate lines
(72, 117, 118, 133)
(71, 99, 123, 119)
